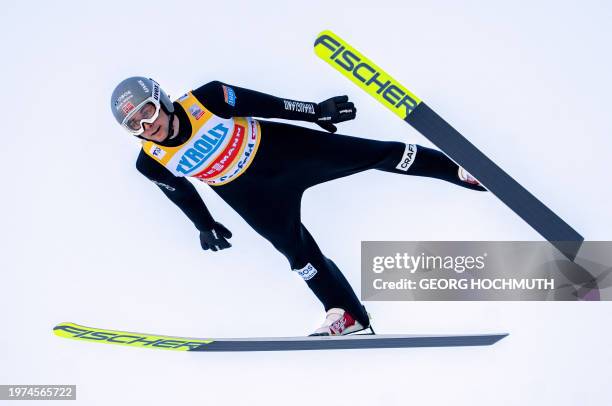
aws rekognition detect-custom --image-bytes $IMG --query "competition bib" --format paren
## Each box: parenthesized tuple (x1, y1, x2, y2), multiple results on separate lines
(142, 92, 261, 186)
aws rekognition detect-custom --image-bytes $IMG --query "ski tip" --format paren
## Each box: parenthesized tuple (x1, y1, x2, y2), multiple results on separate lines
(53, 322, 77, 336)
(314, 29, 334, 39)
(313, 29, 336, 50)
(52, 322, 215, 351)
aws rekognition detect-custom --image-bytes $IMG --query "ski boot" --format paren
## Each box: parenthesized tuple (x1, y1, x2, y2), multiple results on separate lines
(458, 166, 484, 188)
(309, 308, 375, 336)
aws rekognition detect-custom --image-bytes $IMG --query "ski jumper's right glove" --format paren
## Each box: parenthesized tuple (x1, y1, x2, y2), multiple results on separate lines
(315, 96, 357, 133)
(199, 222, 233, 252)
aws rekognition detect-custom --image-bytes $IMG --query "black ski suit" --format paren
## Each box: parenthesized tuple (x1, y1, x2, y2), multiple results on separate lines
(135, 81, 484, 326)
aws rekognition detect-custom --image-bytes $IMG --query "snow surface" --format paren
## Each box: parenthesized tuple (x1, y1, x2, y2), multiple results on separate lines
(1, 1, 611, 405)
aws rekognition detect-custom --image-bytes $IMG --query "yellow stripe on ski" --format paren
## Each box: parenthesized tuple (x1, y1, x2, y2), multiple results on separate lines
(53, 322, 213, 351)
(314, 30, 421, 120)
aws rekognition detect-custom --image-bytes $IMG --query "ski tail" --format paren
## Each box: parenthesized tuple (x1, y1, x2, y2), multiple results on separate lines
(405, 102, 584, 260)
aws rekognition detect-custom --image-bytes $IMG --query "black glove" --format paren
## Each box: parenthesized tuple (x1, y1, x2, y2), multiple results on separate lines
(199, 222, 232, 252)
(315, 95, 356, 133)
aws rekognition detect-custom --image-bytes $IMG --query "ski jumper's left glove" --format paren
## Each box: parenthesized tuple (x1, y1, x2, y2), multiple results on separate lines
(315, 96, 356, 133)
(199, 222, 233, 252)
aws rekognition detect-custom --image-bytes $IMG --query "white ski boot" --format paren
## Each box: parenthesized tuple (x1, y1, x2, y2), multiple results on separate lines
(309, 308, 371, 336)
(458, 166, 483, 187)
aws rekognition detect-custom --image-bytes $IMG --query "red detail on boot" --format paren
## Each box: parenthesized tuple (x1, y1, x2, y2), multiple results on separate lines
(329, 311, 356, 335)
(464, 177, 480, 186)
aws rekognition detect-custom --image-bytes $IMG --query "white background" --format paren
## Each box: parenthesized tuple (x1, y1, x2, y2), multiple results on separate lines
(2, 0, 611, 404)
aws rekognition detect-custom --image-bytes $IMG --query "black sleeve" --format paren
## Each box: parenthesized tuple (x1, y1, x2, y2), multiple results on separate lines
(192, 80, 319, 122)
(136, 149, 216, 231)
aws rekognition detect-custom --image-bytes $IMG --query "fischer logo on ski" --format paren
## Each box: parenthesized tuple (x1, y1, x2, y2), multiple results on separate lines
(314, 31, 420, 119)
(54, 322, 212, 351)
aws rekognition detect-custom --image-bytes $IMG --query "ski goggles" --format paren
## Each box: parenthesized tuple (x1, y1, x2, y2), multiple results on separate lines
(121, 99, 161, 136)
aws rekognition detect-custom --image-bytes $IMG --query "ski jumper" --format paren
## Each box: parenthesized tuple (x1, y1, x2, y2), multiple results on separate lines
(135, 81, 484, 326)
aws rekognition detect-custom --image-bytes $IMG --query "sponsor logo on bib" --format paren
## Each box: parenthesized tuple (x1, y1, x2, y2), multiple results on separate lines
(150, 145, 166, 159)
(189, 104, 205, 120)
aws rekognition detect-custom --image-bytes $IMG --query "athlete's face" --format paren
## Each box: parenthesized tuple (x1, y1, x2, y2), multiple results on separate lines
(139, 106, 171, 143)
